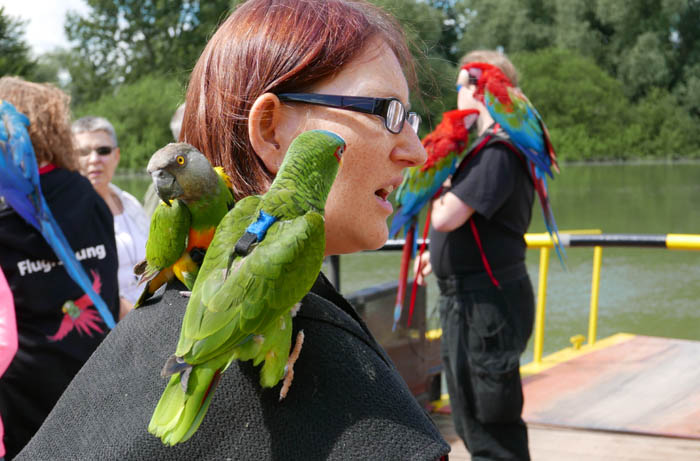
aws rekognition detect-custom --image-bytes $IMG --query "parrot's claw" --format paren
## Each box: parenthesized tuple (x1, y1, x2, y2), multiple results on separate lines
(179, 290, 192, 298)
(290, 302, 302, 317)
(279, 330, 305, 401)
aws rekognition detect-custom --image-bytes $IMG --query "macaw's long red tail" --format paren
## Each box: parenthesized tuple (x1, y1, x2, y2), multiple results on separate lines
(407, 206, 432, 328)
(531, 163, 566, 267)
(393, 221, 416, 331)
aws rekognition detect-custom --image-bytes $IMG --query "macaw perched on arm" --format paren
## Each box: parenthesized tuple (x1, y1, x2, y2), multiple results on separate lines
(148, 129, 345, 446)
(133, 143, 235, 307)
(388, 109, 479, 331)
(0, 100, 116, 329)
(460, 62, 565, 263)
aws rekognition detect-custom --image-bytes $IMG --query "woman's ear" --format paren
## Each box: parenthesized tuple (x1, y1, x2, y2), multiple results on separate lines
(249, 93, 287, 174)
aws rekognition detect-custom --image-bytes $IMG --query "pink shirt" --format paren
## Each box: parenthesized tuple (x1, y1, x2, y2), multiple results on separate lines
(0, 266, 18, 457)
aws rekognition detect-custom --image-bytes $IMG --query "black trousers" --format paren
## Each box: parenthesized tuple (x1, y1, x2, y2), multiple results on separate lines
(438, 274, 534, 461)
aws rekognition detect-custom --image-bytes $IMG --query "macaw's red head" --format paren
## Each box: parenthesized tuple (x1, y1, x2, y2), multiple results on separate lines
(459, 62, 514, 105)
(442, 108, 479, 140)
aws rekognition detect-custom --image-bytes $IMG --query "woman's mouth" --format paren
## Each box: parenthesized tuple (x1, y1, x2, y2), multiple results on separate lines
(374, 185, 395, 214)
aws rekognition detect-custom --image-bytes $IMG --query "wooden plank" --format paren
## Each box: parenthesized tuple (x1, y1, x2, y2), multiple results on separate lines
(522, 335, 700, 439)
(431, 414, 700, 460)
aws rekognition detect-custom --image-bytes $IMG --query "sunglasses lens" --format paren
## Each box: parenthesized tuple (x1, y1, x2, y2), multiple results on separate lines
(96, 146, 113, 156)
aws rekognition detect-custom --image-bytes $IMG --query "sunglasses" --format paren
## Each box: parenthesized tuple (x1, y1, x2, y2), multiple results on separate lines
(79, 146, 115, 157)
(277, 93, 421, 135)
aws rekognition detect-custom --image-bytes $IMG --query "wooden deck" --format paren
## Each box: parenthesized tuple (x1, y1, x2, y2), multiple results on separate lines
(430, 334, 700, 459)
(432, 414, 700, 460)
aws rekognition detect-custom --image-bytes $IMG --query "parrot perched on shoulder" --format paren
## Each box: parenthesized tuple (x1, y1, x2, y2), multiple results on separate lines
(133, 143, 235, 307)
(0, 100, 115, 329)
(148, 129, 345, 446)
(459, 61, 564, 263)
(388, 109, 479, 331)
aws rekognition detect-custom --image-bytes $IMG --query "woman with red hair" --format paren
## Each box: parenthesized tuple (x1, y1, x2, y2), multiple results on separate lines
(17, 1, 449, 459)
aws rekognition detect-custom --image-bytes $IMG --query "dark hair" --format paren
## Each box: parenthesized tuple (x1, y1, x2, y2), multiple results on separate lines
(181, 0, 415, 200)
(0, 76, 78, 171)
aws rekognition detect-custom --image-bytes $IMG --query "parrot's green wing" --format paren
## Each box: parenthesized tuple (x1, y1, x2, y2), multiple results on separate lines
(176, 208, 325, 365)
(175, 195, 261, 354)
(142, 200, 191, 278)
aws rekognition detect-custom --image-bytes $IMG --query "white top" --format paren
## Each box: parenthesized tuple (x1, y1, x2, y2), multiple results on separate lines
(109, 184, 149, 304)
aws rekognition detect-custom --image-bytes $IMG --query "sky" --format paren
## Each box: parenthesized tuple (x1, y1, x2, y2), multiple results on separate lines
(0, 0, 90, 55)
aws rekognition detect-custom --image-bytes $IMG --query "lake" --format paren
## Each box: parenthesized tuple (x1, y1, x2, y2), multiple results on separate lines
(114, 162, 700, 362)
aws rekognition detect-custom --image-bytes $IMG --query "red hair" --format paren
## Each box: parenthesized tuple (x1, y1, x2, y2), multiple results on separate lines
(181, 0, 415, 200)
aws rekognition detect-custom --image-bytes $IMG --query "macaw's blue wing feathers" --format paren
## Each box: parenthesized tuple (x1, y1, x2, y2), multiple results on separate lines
(0, 100, 115, 329)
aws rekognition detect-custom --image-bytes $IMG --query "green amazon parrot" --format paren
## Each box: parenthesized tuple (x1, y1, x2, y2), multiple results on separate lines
(133, 143, 235, 307)
(148, 129, 345, 446)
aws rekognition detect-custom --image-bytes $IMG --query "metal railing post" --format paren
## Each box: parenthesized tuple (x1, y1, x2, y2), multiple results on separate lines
(533, 247, 550, 364)
(587, 246, 603, 345)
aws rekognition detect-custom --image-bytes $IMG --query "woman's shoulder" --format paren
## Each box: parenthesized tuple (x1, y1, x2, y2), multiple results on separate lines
(18, 282, 449, 460)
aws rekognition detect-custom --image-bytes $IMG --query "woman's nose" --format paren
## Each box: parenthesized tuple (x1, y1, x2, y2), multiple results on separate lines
(390, 127, 426, 168)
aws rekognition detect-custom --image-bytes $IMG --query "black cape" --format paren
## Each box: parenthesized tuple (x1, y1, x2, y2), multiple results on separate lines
(17, 274, 450, 460)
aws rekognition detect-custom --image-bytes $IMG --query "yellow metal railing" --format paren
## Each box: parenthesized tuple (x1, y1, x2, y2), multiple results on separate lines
(524, 230, 700, 364)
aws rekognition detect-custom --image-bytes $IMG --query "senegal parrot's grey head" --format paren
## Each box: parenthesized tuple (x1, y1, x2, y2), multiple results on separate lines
(147, 143, 218, 205)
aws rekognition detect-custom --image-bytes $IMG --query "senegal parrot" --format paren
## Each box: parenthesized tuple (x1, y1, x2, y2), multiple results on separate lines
(0, 100, 115, 328)
(389, 109, 479, 330)
(460, 61, 565, 263)
(148, 129, 345, 445)
(133, 143, 235, 307)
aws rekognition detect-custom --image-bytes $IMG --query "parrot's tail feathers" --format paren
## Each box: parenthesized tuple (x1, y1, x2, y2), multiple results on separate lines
(149, 363, 223, 446)
(178, 371, 222, 444)
(134, 269, 173, 308)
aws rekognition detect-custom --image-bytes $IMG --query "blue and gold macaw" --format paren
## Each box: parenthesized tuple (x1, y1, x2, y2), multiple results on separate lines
(460, 61, 564, 263)
(389, 109, 479, 331)
(0, 100, 115, 329)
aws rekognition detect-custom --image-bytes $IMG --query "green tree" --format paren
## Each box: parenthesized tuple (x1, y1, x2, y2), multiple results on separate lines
(0, 6, 36, 78)
(73, 75, 185, 170)
(512, 48, 635, 160)
(371, 0, 460, 132)
(65, 0, 232, 102)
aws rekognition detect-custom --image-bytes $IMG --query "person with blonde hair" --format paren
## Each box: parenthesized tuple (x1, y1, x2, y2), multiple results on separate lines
(415, 50, 538, 460)
(17, 1, 450, 459)
(0, 77, 120, 459)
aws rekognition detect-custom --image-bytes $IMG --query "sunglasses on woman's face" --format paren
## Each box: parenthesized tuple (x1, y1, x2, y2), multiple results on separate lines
(79, 146, 115, 157)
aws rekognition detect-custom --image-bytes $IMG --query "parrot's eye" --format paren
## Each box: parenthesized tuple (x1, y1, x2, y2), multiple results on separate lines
(334, 146, 344, 163)
(176, 155, 185, 165)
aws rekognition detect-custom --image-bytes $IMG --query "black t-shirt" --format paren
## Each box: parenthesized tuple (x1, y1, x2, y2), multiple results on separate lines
(430, 134, 534, 279)
(0, 168, 120, 460)
(17, 275, 450, 460)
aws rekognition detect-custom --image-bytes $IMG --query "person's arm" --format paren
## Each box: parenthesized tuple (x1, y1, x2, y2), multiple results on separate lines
(119, 296, 133, 320)
(413, 178, 476, 286)
(430, 190, 475, 232)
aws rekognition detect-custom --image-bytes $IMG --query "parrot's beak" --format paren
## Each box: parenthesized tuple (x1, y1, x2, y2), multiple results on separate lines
(151, 170, 183, 206)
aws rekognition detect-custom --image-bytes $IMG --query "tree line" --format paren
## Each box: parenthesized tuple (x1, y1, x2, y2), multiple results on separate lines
(1, 0, 699, 169)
